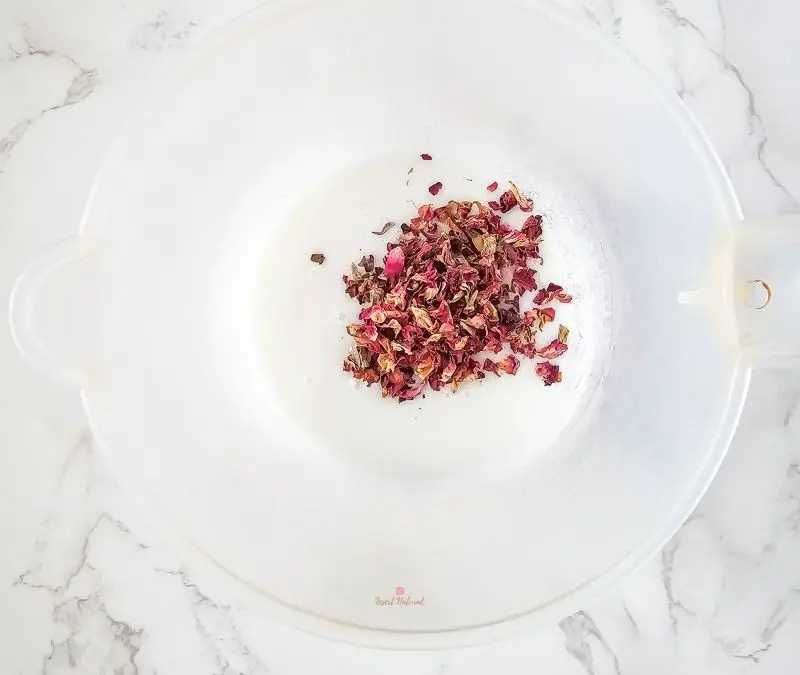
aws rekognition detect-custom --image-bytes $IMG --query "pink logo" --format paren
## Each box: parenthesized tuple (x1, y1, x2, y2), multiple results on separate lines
(395, 586, 405, 597)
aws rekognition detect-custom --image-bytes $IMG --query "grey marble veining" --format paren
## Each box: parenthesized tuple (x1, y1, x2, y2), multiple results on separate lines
(1, 0, 799, 673)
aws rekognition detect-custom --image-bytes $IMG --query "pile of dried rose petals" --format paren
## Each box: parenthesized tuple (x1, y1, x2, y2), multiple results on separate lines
(342, 184, 572, 401)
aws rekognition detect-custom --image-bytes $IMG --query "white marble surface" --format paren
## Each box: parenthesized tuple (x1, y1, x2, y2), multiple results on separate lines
(2, 0, 800, 672)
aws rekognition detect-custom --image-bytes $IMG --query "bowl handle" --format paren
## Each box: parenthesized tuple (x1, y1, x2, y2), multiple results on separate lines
(8, 235, 95, 387)
(734, 217, 800, 367)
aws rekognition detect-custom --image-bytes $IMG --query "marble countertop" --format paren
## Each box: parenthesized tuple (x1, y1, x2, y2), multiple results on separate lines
(2, 0, 799, 672)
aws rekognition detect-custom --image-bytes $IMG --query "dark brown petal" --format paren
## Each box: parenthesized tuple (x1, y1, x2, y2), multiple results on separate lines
(372, 222, 397, 235)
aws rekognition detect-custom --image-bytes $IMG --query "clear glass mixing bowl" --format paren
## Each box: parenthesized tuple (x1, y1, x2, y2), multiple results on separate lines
(10, 0, 800, 648)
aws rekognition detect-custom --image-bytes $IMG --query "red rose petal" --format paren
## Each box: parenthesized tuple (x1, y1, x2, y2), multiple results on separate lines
(341, 180, 570, 400)
(535, 361, 562, 386)
(497, 190, 518, 213)
(384, 246, 405, 277)
(537, 339, 568, 359)
(496, 355, 521, 375)
(508, 182, 534, 212)
(512, 267, 537, 293)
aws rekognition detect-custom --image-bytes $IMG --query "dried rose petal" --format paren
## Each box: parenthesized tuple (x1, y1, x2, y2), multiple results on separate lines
(508, 182, 533, 212)
(410, 306, 435, 332)
(377, 352, 396, 373)
(429, 182, 443, 196)
(512, 267, 537, 293)
(535, 361, 562, 386)
(341, 181, 571, 400)
(429, 300, 453, 325)
(537, 339, 568, 359)
(466, 314, 487, 330)
(533, 283, 573, 306)
(346, 345, 370, 370)
(540, 307, 556, 324)
(359, 305, 388, 323)
(490, 190, 518, 213)
(420, 153, 433, 160)
(372, 221, 396, 235)
(398, 381, 428, 401)
(384, 246, 405, 277)
(523, 215, 543, 240)
(486, 181, 498, 192)
(558, 324, 570, 343)
(310, 253, 325, 264)
(496, 355, 521, 375)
